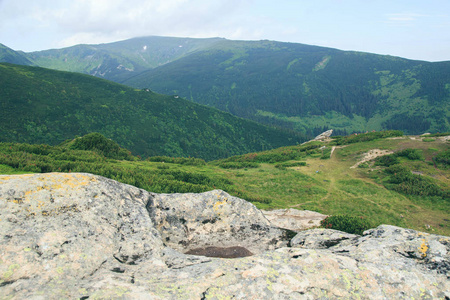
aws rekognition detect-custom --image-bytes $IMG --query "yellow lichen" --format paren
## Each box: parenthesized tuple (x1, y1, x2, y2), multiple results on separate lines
(418, 239, 428, 258)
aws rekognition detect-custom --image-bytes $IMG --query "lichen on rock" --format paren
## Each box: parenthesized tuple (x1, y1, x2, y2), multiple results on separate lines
(0, 173, 448, 299)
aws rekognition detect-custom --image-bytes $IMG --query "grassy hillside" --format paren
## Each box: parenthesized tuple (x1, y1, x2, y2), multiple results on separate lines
(124, 39, 450, 135)
(26, 36, 224, 82)
(0, 43, 34, 66)
(0, 131, 448, 236)
(0, 63, 306, 160)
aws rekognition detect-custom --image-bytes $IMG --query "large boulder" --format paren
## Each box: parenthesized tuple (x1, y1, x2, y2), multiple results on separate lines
(0, 173, 448, 299)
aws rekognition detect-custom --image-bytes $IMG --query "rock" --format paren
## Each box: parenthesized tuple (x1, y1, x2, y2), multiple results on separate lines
(0, 173, 165, 298)
(313, 129, 333, 140)
(334, 225, 450, 277)
(148, 189, 290, 254)
(262, 208, 328, 231)
(0, 173, 449, 299)
(290, 228, 359, 248)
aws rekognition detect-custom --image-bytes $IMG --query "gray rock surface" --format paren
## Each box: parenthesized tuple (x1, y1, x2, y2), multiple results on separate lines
(290, 228, 359, 248)
(149, 190, 289, 254)
(263, 209, 328, 231)
(0, 173, 449, 299)
(313, 129, 333, 140)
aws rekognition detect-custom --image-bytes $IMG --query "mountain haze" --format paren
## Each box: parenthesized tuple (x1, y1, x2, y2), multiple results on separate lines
(0, 63, 305, 160)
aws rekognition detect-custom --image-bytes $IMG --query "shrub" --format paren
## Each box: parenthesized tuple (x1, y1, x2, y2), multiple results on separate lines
(433, 150, 450, 169)
(383, 164, 448, 198)
(424, 132, 450, 137)
(374, 155, 400, 167)
(395, 149, 424, 161)
(333, 130, 403, 145)
(275, 161, 306, 169)
(320, 215, 372, 235)
(147, 156, 206, 166)
(218, 161, 259, 169)
(70, 133, 134, 160)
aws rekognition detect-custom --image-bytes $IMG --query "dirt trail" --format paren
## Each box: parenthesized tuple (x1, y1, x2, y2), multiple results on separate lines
(350, 149, 393, 169)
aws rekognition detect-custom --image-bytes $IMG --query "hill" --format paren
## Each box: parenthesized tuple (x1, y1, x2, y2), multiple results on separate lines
(0, 43, 34, 66)
(0, 131, 448, 236)
(124, 39, 450, 135)
(26, 36, 224, 82)
(0, 63, 305, 160)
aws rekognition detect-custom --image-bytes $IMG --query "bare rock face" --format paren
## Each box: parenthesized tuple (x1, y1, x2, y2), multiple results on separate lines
(0, 173, 165, 298)
(313, 129, 333, 140)
(262, 208, 328, 231)
(290, 228, 359, 248)
(149, 190, 290, 254)
(0, 173, 449, 299)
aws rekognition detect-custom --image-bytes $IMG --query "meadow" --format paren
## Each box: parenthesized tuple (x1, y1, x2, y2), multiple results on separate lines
(0, 131, 448, 235)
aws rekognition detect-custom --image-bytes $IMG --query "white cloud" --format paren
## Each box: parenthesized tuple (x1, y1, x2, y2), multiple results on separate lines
(46, 0, 248, 47)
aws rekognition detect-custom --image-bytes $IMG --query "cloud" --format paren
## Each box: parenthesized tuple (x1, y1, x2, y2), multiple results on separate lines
(1, 0, 251, 49)
(49, 0, 248, 47)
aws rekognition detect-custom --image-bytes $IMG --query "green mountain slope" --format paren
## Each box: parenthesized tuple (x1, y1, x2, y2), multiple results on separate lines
(123, 39, 450, 135)
(0, 43, 34, 66)
(2, 36, 448, 135)
(0, 63, 306, 160)
(1, 131, 448, 235)
(26, 36, 224, 82)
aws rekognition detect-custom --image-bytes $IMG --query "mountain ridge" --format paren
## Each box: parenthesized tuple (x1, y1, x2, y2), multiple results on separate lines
(1, 36, 449, 135)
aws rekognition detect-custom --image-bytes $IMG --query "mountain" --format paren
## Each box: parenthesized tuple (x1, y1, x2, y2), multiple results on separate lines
(0, 43, 34, 65)
(26, 36, 224, 82)
(0, 63, 305, 160)
(123, 39, 450, 135)
(2, 36, 449, 135)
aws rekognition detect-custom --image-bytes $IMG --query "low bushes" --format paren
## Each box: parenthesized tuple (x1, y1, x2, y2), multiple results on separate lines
(0, 142, 231, 194)
(433, 150, 449, 169)
(384, 165, 448, 198)
(275, 161, 306, 170)
(320, 215, 372, 235)
(146, 156, 206, 166)
(333, 130, 403, 145)
(69, 133, 135, 160)
(218, 161, 259, 169)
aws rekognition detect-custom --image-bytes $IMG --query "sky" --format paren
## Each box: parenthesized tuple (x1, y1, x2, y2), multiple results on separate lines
(0, 0, 449, 62)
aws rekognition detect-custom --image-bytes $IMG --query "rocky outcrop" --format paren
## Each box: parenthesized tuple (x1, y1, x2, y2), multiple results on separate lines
(262, 208, 328, 231)
(0, 173, 449, 299)
(313, 129, 333, 141)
